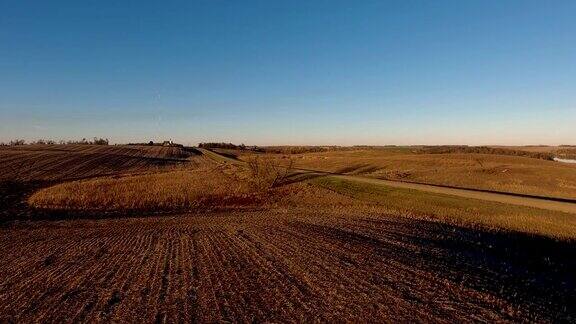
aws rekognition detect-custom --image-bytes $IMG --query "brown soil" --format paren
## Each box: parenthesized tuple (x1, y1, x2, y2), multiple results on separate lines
(1, 209, 574, 322)
(0, 144, 200, 182)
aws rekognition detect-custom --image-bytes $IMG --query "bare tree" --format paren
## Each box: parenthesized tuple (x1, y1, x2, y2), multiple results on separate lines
(246, 156, 294, 191)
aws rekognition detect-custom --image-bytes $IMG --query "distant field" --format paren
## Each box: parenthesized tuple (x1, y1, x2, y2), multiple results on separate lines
(494, 145, 576, 159)
(243, 149, 576, 199)
(0, 145, 201, 181)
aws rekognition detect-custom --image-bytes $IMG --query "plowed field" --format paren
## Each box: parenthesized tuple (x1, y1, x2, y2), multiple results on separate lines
(0, 145, 199, 181)
(1, 210, 574, 322)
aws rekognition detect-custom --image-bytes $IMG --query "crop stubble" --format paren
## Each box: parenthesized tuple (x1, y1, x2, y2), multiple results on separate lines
(1, 209, 573, 322)
(0, 145, 196, 181)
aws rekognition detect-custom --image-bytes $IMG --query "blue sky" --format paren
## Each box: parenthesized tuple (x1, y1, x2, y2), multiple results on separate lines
(1, 0, 575, 145)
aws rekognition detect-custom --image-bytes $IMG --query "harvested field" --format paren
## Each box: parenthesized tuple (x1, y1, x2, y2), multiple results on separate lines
(0, 145, 201, 182)
(1, 209, 574, 322)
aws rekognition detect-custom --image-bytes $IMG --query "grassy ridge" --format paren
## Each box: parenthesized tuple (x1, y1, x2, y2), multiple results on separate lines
(28, 167, 260, 211)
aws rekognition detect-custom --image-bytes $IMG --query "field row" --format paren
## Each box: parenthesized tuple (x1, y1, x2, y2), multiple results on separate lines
(1, 211, 572, 322)
(0, 145, 205, 181)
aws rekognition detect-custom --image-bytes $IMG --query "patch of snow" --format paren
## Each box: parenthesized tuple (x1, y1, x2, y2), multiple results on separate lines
(553, 157, 576, 164)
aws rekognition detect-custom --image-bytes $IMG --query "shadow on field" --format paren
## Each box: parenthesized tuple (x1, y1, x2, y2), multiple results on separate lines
(402, 219, 575, 319)
(334, 163, 383, 175)
(0, 180, 49, 224)
(280, 171, 327, 186)
(293, 217, 576, 321)
(335, 164, 368, 174)
(0, 180, 185, 224)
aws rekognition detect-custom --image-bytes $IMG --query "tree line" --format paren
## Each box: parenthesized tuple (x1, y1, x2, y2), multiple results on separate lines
(0, 137, 109, 146)
(417, 146, 555, 161)
(198, 142, 262, 151)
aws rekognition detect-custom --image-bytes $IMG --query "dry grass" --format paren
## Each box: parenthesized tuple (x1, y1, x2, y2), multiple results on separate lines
(27, 154, 300, 212)
(28, 166, 262, 211)
(556, 148, 576, 159)
(249, 149, 576, 199)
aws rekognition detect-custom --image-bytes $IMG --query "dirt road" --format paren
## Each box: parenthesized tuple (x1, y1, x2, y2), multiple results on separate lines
(336, 175, 576, 214)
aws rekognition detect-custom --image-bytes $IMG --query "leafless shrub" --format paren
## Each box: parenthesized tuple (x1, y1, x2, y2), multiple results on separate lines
(32, 139, 55, 145)
(92, 137, 109, 145)
(246, 156, 293, 191)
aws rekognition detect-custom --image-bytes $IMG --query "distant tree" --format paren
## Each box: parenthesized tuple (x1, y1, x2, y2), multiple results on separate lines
(62, 137, 108, 145)
(198, 142, 252, 150)
(418, 145, 554, 161)
(10, 139, 26, 146)
(32, 139, 55, 145)
(92, 137, 109, 145)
